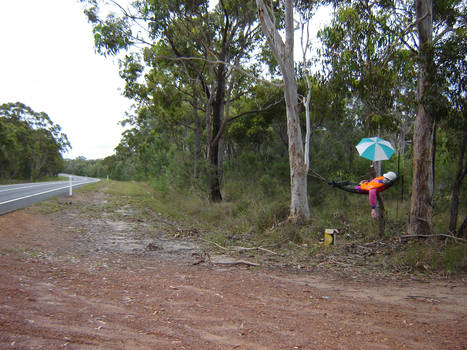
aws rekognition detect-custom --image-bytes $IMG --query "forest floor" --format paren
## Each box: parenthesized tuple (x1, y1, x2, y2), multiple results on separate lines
(0, 183, 466, 349)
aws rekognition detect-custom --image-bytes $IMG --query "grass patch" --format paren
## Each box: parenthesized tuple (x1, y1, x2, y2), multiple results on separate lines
(389, 239, 467, 275)
(29, 198, 67, 214)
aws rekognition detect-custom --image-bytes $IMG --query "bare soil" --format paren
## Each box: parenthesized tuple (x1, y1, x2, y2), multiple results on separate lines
(0, 186, 465, 349)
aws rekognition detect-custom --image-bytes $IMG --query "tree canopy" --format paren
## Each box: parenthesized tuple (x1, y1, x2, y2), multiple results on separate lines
(0, 102, 70, 180)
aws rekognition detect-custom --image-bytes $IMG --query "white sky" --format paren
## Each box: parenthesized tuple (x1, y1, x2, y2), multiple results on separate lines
(0, 0, 331, 161)
(0, 0, 131, 160)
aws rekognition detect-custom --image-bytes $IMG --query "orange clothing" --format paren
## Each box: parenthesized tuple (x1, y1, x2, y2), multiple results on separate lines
(330, 174, 396, 213)
(359, 176, 387, 191)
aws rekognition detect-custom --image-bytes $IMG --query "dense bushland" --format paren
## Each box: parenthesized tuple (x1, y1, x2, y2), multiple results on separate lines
(0, 102, 70, 181)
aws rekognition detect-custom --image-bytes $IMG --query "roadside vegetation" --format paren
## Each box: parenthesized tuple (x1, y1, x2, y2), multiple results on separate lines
(67, 176, 466, 277)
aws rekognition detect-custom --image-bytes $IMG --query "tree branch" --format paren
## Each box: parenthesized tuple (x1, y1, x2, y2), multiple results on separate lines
(400, 233, 467, 243)
(227, 96, 284, 123)
(157, 55, 284, 88)
(382, 12, 429, 65)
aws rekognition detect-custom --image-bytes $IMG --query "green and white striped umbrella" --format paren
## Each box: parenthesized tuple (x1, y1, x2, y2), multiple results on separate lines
(356, 137, 395, 161)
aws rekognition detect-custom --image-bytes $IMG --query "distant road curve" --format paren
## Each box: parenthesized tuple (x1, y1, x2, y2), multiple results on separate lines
(0, 173, 100, 215)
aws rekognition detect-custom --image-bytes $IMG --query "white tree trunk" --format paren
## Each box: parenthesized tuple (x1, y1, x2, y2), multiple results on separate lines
(303, 82, 311, 173)
(256, 0, 310, 223)
(299, 11, 313, 174)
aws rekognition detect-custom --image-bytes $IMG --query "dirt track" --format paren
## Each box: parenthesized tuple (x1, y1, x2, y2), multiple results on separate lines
(0, 188, 465, 349)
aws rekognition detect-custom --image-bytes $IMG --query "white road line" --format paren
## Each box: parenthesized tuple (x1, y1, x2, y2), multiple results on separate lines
(0, 182, 63, 193)
(0, 180, 98, 206)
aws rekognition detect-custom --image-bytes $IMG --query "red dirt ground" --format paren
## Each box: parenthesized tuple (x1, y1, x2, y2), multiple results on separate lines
(0, 189, 465, 349)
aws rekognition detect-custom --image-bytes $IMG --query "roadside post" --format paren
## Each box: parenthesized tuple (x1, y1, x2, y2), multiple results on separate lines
(69, 175, 72, 197)
(324, 229, 337, 246)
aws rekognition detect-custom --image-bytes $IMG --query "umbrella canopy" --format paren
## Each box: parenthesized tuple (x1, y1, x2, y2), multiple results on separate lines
(356, 137, 395, 161)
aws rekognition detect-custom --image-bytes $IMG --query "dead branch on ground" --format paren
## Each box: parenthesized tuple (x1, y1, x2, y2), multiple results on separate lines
(201, 238, 282, 256)
(400, 234, 467, 243)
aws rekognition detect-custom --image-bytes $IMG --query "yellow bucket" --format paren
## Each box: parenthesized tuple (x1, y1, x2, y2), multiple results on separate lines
(324, 229, 337, 246)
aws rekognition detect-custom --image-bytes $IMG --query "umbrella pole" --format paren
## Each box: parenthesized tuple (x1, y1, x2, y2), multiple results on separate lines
(370, 162, 376, 178)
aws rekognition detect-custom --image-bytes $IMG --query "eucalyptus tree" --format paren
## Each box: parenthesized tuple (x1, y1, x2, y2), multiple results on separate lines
(402, 0, 465, 235)
(255, 0, 312, 223)
(375, 0, 465, 236)
(82, 0, 262, 202)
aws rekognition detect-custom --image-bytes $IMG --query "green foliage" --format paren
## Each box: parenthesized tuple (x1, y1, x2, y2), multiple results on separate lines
(0, 102, 70, 180)
(317, 0, 417, 135)
(63, 156, 112, 179)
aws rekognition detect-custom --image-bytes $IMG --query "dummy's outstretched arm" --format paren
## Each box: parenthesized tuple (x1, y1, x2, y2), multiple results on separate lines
(328, 181, 367, 194)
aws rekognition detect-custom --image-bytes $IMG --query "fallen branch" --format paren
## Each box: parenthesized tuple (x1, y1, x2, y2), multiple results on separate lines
(231, 245, 281, 256)
(400, 234, 467, 243)
(201, 238, 282, 255)
(213, 260, 260, 267)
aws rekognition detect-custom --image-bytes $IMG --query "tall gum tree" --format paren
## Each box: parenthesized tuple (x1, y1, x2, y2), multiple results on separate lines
(150, 0, 260, 202)
(407, 0, 465, 235)
(256, 0, 310, 223)
(81, 0, 260, 202)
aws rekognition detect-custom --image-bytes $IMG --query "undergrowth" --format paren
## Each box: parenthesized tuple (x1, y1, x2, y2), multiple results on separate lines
(80, 179, 467, 276)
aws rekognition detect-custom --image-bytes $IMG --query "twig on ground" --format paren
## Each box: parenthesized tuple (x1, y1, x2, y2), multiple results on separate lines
(213, 260, 260, 267)
(400, 234, 467, 243)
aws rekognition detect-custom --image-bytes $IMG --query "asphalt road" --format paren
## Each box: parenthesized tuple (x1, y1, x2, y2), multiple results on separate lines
(0, 174, 100, 215)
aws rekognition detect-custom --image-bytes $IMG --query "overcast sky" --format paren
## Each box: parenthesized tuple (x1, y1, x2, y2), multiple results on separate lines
(1, 1, 330, 161)
(0, 0, 131, 160)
